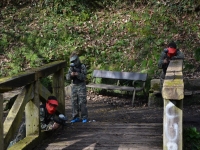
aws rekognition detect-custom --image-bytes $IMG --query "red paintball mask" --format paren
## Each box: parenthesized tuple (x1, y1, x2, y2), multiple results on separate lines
(46, 99, 58, 114)
(167, 47, 176, 58)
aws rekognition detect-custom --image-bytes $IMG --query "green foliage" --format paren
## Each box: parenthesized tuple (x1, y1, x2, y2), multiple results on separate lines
(40, 77, 53, 92)
(183, 127, 200, 150)
(194, 48, 200, 61)
(0, 0, 199, 82)
(184, 61, 195, 70)
(0, 34, 8, 53)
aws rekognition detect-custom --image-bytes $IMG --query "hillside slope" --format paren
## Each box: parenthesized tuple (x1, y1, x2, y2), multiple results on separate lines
(0, 1, 200, 80)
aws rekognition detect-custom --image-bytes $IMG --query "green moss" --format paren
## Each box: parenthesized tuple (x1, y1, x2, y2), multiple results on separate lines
(164, 79, 184, 87)
(152, 83, 160, 91)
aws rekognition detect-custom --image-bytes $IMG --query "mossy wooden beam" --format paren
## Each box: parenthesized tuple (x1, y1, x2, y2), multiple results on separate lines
(8, 131, 52, 150)
(0, 73, 35, 92)
(52, 68, 65, 114)
(0, 60, 66, 90)
(162, 60, 184, 150)
(38, 80, 52, 103)
(25, 81, 40, 137)
(8, 136, 38, 150)
(0, 94, 3, 150)
(163, 99, 183, 150)
(34, 60, 66, 79)
(162, 60, 184, 100)
(3, 84, 34, 148)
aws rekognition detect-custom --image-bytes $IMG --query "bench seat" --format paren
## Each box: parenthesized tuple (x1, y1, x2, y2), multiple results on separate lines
(87, 83, 144, 91)
(86, 70, 148, 106)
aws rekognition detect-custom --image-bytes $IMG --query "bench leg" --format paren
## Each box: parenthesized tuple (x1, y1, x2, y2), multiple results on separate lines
(132, 89, 136, 106)
(143, 89, 146, 97)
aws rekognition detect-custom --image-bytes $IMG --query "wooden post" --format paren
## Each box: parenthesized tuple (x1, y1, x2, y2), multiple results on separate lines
(25, 81, 40, 136)
(0, 94, 3, 150)
(162, 60, 184, 150)
(52, 69, 65, 114)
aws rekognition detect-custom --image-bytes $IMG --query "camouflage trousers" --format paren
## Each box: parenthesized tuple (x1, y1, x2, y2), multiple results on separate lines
(8, 122, 26, 148)
(71, 82, 88, 120)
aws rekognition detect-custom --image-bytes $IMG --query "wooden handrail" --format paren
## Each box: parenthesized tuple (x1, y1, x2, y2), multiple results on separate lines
(0, 60, 66, 92)
(162, 59, 184, 150)
(0, 60, 67, 150)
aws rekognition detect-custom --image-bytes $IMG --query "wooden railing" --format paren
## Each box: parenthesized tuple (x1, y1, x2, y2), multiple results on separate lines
(162, 59, 184, 150)
(0, 60, 66, 150)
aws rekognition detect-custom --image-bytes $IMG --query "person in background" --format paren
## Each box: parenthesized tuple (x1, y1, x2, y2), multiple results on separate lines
(158, 41, 184, 89)
(66, 52, 88, 123)
(8, 96, 66, 148)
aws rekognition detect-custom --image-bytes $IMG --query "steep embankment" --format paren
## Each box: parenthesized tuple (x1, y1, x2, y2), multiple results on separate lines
(0, 1, 200, 80)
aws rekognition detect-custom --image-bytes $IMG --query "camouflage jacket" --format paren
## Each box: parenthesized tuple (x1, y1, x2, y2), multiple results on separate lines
(40, 104, 55, 131)
(158, 48, 184, 69)
(66, 64, 87, 84)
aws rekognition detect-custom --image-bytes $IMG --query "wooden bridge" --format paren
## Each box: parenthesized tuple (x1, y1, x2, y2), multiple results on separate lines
(0, 60, 184, 150)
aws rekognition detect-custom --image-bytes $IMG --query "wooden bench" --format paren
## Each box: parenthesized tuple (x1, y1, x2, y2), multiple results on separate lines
(86, 70, 148, 106)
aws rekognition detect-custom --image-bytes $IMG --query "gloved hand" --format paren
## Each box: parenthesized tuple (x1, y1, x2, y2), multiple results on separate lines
(52, 122, 60, 130)
(59, 114, 68, 121)
(163, 58, 169, 64)
(53, 114, 68, 126)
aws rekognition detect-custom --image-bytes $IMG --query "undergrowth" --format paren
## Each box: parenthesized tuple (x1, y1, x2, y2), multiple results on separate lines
(183, 127, 200, 150)
(0, 0, 200, 79)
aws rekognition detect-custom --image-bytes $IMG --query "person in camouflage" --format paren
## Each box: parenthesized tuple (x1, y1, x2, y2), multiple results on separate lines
(66, 52, 88, 123)
(158, 41, 184, 89)
(8, 96, 63, 148)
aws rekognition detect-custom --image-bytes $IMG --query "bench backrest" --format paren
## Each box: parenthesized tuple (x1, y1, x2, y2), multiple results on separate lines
(92, 70, 147, 81)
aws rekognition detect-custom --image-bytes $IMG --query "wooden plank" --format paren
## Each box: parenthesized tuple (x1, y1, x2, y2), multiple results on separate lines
(71, 122, 162, 127)
(38, 145, 162, 150)
(162, 60, 184, 100)
(34, 122, 162, 150)
(86, 84, 144, 92)
(0, 94, 3, 150)
(87, 83, 135, 91)
(163, 99, 183, 150)
(0, 60, 66, 90)
(25, 81, 40, 137)
(4, 84, 34, 148)
(52, 130, 162, 138)
(34, 60, 66, 79)
(163, 60, 183, 150)
(65, 128, 162, 134)
(8, 131, 53, 150)
(48, 138, 162, 144)
(8, 136, 38, 150)
(38, 80, 52, 103)
(52, 68, 65, 114)
(93, 70, 147, 81)
(0, 73, 35, 90)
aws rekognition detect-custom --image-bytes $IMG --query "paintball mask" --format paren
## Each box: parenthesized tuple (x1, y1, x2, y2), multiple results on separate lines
(167, 47, 176, 58)
(70, 54, 80, 67)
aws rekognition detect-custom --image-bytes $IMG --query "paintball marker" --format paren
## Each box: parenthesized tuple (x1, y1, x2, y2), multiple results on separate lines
(54, 114, 68, 126)
(70, 63, 76, 72)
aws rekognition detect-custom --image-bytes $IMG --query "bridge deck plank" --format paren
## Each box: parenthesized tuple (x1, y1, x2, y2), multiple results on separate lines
(33, 97, 163, 150)
(34, 122, 162, 150)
